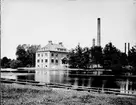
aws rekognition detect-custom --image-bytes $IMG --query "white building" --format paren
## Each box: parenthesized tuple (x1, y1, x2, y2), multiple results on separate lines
(36, 41, 68, 69)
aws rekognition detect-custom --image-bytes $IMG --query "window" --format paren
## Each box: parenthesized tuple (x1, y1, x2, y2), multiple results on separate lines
(41, 59, 43, 63)
(45, 59, 48, 63)
(37, 65, 39, 67)
(56, 54, 58, 57)
(51, 59, 54, 63)
(41, 54, 43, 57)
(45, 53, 48, 56)
(56, 60, 58, 64)
(38, 54, 40, 57)
(51, 53, 54, 57)
(37, 59, 40, 63)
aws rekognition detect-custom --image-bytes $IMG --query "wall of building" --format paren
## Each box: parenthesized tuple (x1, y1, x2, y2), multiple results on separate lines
(36, 51, 50, 68)
(36, 51, 68, 69)
(49, 51, 68, 68)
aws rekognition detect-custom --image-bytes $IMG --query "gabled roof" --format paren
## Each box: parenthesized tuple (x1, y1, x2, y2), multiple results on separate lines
(37, 41, 68, 52)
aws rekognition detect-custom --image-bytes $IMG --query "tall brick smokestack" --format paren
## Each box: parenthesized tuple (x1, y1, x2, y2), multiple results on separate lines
(97, 18, 101, 46)
(128, 43, 130, 55)
(92, 38, 95, 47)
(125, 43, 127, 54)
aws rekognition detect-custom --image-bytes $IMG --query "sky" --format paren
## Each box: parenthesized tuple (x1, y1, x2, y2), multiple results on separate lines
(1, 0, 136, 59)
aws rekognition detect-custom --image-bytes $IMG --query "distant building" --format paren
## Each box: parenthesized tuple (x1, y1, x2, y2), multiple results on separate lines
(36, 41, 69, 69)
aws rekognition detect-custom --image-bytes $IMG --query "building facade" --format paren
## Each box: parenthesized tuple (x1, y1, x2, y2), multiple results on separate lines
(36, 41, 68, 69)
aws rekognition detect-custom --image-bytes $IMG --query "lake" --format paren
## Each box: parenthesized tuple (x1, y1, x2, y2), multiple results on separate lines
(1, 69, 136, 94)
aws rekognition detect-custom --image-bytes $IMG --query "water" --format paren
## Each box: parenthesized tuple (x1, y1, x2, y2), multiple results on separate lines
(1, 69, 136, 94)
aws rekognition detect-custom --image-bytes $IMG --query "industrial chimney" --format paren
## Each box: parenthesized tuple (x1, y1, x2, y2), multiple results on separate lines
(125, 43, 127, 54)
(128, 43, 130, 55)
(97, 18, 101, 46)
(92, 38, 95, 47)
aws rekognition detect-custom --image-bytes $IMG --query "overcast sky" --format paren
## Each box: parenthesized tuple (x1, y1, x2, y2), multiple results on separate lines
(1, 0, 136, 59)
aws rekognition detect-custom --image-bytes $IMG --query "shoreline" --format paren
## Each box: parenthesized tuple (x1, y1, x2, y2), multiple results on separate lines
(1, 83, 136, 105)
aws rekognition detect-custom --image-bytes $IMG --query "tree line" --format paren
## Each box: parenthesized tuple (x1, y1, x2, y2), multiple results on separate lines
(68, 42, 136, 74)
(1, 44, 41, 69)
(1, 42, 136, 74)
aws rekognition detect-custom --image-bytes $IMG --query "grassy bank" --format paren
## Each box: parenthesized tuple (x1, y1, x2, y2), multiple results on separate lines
(1, 83, 136, 105)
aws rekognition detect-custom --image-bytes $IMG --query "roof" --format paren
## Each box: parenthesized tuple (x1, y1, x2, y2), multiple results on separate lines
(37, 41, 68, 53)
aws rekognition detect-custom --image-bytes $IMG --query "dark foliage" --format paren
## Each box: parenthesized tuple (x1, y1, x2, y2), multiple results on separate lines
(90, 46, 103, 67)
(1, 57, 11, 68)
(16, 44, 41, 67)
(68, 45, 91, 69)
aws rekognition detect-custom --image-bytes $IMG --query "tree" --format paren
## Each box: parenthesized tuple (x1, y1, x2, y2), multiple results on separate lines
(128, 45, 136, 74)
(75, 44, 84, 68)
(103, 42, 123, 74)
(16, 44, 28, 67)
(90, 46, 103, 67)
(82, 47, 91, 68)
(68, 44, 91, 69)
(1, 57, 11, 68)
(26, 45, 41, 67)
(68, 49, 77, 68)
(16, 44, 41, 67)
(120, 52, 128, 66)
(10, 60, 23, 69)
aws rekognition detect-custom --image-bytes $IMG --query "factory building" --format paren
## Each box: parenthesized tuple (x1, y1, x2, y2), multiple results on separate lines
(36, 41, 68, 69)
(36, 18, 102, 69)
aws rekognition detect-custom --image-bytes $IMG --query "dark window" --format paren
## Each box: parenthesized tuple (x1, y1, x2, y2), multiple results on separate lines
(56, 54, 58, 57)
(62, 58, 67, 64)
(56, 60, 58, 63)
(37, 59, 40, 63)
(38, 54, 40, 57)
(41, 54, 43, 57)
(41, 59, 43, 63)
(51, 53, 54, 57)
(37, 65, 39, 67)
(51, 59, 54, 63)
(45, 59, 48, 63)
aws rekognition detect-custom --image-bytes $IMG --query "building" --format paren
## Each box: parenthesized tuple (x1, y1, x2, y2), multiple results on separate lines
(36, 41, 69, 69)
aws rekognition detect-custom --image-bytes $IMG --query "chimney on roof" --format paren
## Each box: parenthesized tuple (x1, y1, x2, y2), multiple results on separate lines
(48, 40, 52, 44)
(59, 42, 63, 46)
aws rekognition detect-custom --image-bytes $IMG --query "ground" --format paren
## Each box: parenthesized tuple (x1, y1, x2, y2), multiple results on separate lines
(1, 83, 136, 105)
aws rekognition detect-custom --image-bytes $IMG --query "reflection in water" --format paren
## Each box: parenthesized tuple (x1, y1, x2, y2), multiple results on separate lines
(1, 73, 17, 80)
(17, 74, 34, 81)
(35, 70, 50, 83)
(1, 69, 136, 94)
